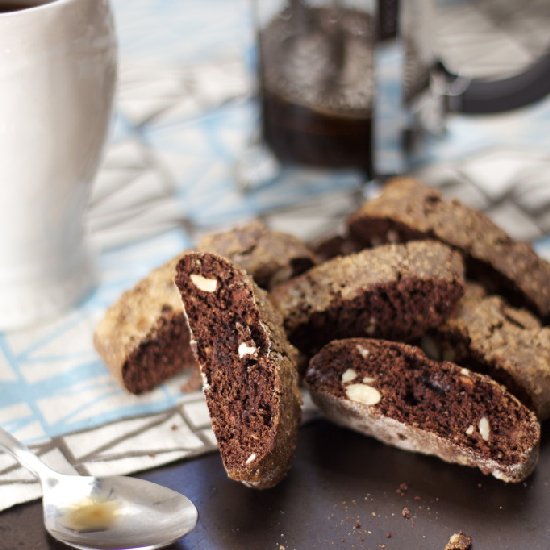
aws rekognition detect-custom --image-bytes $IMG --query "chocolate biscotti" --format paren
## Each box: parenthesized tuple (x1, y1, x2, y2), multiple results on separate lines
(197, 220, 318, 289)
(347, 178, 550, 321)
(270, 241, 464, 355)
(176, 252, 301, 489)
(306, 338, 540, 483)
(422, 283, 550, 419)
(94, 257, 197, 394)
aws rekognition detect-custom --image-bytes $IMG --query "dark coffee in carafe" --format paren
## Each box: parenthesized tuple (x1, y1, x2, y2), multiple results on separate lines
(258, 6, 375, 175)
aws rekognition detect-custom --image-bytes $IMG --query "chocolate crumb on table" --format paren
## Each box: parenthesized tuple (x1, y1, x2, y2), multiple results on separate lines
(444, 532, 473, 550)
(306, 338, 540, 483)
(176, 252, 301, 489)
(422, 282, 550, 419)
(270, 241, 464, 356)
(347, 178, 550, 322)
(395, 482, 408, 496)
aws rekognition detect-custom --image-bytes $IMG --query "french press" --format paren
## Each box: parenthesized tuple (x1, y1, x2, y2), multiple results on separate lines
(251, 0, 550, 180)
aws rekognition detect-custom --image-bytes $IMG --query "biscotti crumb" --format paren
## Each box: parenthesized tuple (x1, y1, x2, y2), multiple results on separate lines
(444, 531, 472, 550)
(396, 482, 408, 496)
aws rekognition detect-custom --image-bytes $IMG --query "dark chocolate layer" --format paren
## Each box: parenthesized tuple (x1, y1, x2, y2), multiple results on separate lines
(123, 309, 195, 394)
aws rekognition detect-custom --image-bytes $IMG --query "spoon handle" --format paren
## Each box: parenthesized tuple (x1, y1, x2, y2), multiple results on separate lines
(0, 426, 56, 480)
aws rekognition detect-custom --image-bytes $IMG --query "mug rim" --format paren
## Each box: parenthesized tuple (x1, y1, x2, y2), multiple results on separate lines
(0, 0, 77, 17)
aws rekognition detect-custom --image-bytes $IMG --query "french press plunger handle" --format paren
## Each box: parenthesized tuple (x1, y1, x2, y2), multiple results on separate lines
(442, 51, 550, 115)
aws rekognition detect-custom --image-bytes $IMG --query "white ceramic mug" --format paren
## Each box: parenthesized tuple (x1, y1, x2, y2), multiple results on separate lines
(0, 0, 117, 330)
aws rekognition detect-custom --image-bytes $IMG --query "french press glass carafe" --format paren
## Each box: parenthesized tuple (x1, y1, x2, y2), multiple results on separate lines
(254, 0, 377, 176)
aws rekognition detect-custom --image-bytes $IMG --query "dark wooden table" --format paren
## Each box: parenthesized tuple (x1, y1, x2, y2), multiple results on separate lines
(3, 419, 549, 550)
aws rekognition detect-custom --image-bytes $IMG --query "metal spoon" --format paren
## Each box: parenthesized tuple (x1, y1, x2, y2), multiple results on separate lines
(0, 427, 197, 550)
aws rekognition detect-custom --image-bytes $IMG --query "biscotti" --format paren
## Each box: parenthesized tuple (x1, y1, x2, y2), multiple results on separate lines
(94, 257, 197, 394)
(444, 532, 472, 550)
(306, 338, 540, 483)
(422, 283, 550, 419)
(197, 220, 318, 289)
(95, 221, 316, 394)
(176, 252, 301, 489)
(347, 178, 550, 321)
(270, 241, 464, 355)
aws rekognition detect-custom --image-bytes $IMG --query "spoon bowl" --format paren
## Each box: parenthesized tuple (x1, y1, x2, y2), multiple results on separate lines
(0, 427, 197, 549)
(43, 474, 197, 550)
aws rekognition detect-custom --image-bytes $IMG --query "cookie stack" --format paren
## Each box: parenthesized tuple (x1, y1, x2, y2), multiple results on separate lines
(94, 179, 549, 488)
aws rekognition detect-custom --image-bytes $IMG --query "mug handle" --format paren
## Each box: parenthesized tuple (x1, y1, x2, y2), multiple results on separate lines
(442, 51, 550, 114)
